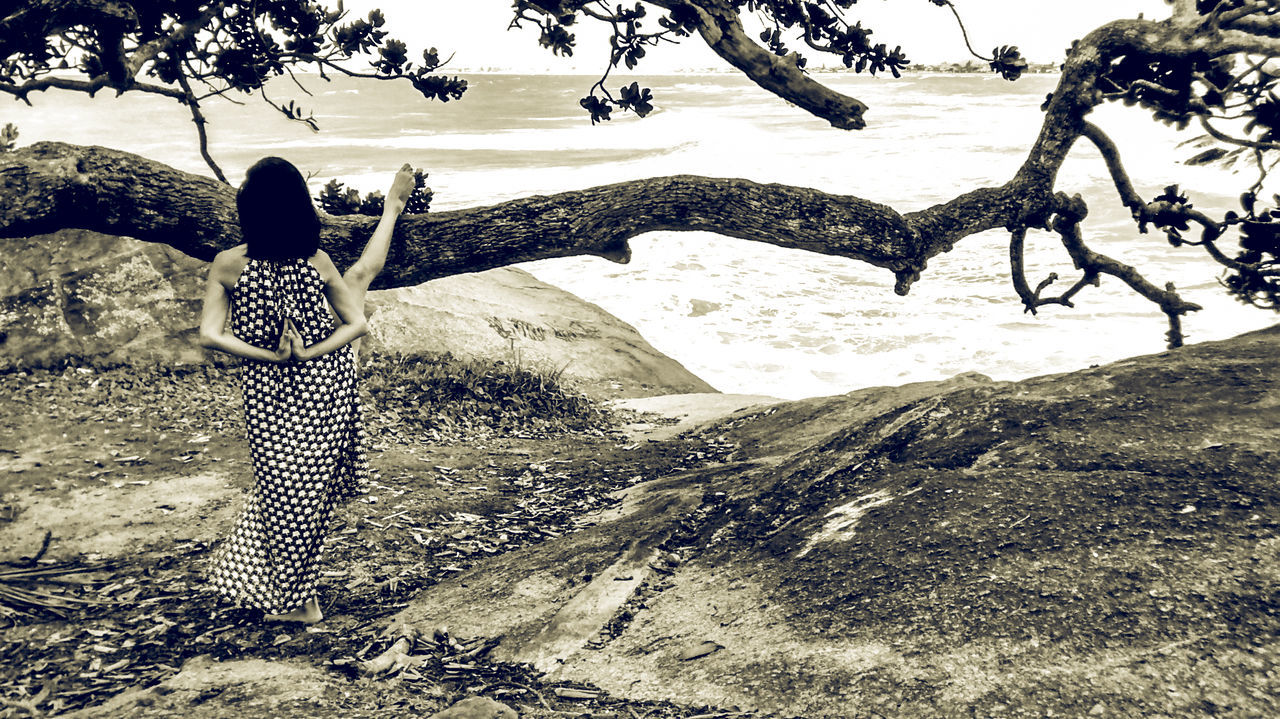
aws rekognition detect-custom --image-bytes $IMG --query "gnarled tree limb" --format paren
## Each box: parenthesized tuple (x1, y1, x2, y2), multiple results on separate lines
(0, 141, 927, 290)
(645, 0, 869, 130)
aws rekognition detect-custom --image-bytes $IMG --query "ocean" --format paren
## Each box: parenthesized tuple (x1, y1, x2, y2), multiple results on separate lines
(9, 72, 1277, 398)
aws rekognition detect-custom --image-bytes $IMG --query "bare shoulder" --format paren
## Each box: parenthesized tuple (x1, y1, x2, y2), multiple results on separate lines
(210, 245, 249, 287)
(308, 249, 342, 281)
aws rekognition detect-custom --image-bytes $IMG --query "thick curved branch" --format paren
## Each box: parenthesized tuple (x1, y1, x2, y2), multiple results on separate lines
(0, 142, 922, 290)
(1080, 122, 1144, 213)
(0, 142, 240, 256)
(646, 0, 868, 130)
(0, 75, 187, 104)
(1, 11, 1268, 342)
(124, 2, 226, 78)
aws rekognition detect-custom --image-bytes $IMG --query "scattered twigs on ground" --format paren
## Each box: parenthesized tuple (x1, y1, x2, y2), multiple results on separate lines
(0, 558, 121, 620)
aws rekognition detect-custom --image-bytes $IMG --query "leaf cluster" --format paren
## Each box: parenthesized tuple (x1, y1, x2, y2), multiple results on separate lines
(317, 170, 433, 217)
(750, 1, 911, 77)
(989, 45, 1027, 82)
(1221, 192, 1280, 310)
(516, 0, 1021, 125)
(1139, 184, 1280, 312)
(1, 2, 465, 178)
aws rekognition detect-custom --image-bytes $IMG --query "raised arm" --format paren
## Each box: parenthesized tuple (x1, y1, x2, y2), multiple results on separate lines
(293, 250, 369, 361)
(342, 164, 417, 300)
(198, 249, 291, 363)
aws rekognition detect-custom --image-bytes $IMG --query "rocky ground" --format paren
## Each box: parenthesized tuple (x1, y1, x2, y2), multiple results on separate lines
(2, 325, 1279, 718)
(0, 358, 749, 718)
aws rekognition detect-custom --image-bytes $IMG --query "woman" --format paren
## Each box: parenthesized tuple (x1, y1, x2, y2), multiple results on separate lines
(198, 157, 414, 623)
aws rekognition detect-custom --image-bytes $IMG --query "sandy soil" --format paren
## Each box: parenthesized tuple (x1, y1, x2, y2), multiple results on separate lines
(610, 393, 785, 440)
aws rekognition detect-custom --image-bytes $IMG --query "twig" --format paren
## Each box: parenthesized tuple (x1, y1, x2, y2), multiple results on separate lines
(479, 680, 552, 710)
(24, 530, 52, 567)
(175, 70, 229, 184)
(939, 0, 995, 62)
(1049, 197, 1201, 349)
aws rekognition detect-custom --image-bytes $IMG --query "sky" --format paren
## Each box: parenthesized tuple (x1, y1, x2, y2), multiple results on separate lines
(346, 0, 1174, 73)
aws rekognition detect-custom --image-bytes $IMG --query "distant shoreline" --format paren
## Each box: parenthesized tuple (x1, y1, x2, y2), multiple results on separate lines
(446, 68, 1062, 78)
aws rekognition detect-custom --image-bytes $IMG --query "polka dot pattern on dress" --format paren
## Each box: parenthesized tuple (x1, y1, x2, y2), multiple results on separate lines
(207, 257, 373, 614)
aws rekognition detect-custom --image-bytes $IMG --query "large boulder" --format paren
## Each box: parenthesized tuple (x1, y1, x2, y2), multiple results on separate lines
(393, 324, 1280, 717)
(0, 229, 207, 366)
(364, 267, 715, 398)
(0, 230, 713, 397)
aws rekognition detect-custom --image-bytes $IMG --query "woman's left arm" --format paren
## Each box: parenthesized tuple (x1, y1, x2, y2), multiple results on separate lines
(198, 251, 291, 363)
(293, 251, 368, 361)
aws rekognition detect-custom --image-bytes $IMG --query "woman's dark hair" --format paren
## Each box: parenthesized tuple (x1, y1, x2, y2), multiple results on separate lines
(237, 156, 321, 260)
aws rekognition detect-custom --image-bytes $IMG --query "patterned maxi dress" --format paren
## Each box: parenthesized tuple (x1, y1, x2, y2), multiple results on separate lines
(208, 256, 372, 614)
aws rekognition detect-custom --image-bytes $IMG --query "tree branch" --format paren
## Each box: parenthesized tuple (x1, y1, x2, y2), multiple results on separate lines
(124, 2, 227, 78)
(1217, 0, 1276, 28)
(174, 72, 229, 184)
(1221, 17, 1280, 38)
(1080, 122, 1144, 213)
(1050, 195, 1202, 347)
(0, 74, 187, 103)
(646, 0, 868, 130)
(1200, 115, 1280, 152)
(0, 142, 923, 290)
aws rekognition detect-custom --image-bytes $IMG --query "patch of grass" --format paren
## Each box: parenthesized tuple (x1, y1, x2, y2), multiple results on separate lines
(0, 350, 617, 448)
(362, 351, 614, 442)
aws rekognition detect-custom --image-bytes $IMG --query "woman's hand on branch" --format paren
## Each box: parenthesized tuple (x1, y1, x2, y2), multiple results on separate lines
(385, 163, 416, 217)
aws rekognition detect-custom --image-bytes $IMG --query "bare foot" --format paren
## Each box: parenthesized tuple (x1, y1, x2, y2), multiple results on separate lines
(264, 597, 323, 624)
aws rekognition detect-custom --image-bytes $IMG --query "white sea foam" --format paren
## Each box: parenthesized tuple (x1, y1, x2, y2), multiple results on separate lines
(8, 72, 1275, 398)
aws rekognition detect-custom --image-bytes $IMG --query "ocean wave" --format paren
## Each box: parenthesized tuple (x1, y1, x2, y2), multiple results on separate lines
(12, 71, 1272, 399)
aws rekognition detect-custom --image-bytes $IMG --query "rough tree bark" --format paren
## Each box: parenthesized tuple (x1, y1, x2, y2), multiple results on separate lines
(0, 9, 1263, 341)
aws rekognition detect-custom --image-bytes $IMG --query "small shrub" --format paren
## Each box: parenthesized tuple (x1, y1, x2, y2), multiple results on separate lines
(317, 171, 432, 216)
(361, 351, 613, 441)
(0, 123, 17, 152)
